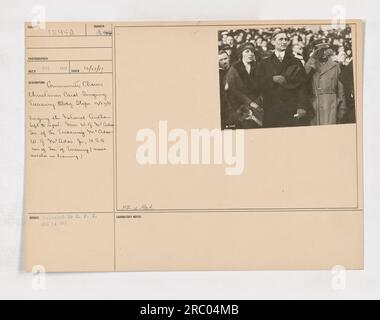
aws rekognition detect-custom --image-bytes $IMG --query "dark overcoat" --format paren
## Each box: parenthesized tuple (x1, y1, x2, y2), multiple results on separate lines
(223, 60, 261, 129)
(256, 52, 309, 128)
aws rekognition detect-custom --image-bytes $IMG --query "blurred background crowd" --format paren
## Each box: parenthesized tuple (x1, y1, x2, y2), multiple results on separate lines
(218, 25, 354, 66)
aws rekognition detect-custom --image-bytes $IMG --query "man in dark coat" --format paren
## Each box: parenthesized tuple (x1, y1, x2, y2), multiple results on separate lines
(339, 60, 356, 123)
(257, 30, 309, 128)
(218, 50, 231, 128)
(218, 49, 230, 89)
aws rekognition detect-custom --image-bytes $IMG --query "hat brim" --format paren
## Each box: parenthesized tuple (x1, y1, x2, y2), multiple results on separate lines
(238, 44, 255, 56)
(314, 43, 330, 51)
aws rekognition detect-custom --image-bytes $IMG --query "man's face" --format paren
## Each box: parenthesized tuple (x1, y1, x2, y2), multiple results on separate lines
(272, 33, 289, 51)
(218, 52, 230, 70)
(293, 44, 303, 55)
(222, 34, 228, 44)
(314, 48, 329, 62)
(226, 36, 234, 46)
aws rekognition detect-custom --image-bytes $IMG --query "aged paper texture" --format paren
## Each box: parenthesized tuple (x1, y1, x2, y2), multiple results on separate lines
(24, 20, 363, 272)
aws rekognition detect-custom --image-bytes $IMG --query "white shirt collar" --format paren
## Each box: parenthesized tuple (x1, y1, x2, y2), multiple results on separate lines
(275, 50, 285, 60)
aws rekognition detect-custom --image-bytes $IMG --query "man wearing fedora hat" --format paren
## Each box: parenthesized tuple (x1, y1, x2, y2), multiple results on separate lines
(305, 38, 347, 125)
(256, 29, 310, 128)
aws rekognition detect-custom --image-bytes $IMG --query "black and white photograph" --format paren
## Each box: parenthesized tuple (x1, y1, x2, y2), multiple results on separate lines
(218, 25, 356, 129)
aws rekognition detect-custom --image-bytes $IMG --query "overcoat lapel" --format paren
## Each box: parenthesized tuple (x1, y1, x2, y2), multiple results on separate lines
(319, 58, 336, 76)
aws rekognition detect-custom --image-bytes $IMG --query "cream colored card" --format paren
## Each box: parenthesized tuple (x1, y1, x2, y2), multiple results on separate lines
(24, 20, 363, 272)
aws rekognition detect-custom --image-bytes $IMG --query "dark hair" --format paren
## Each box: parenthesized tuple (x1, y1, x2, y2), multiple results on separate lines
(238, 43, 255, 60)
(271, 30, 287, 41)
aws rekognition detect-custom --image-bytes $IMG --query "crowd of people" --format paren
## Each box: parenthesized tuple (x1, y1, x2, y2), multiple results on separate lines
(218, 26, 355, 129)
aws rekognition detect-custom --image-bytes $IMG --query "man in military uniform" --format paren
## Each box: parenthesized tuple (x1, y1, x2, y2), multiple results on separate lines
(256, 29, 309, 128)
(304, 38, 347, 125)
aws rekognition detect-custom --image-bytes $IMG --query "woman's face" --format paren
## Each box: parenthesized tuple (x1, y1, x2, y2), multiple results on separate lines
(242, 48, 254, 63)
